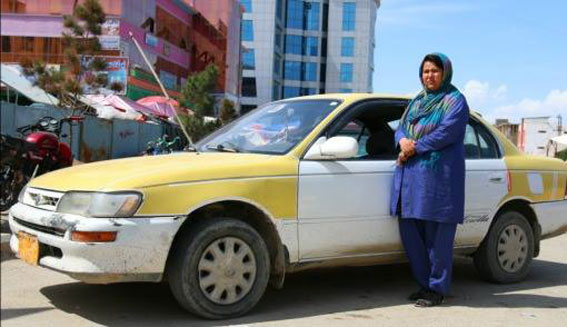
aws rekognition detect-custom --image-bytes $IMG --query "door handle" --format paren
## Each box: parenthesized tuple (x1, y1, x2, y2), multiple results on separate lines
(489, 177, 503, 182)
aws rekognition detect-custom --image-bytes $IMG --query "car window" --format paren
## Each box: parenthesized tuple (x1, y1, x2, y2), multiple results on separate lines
(464, 124, 480, 159)
(476, 124, 499, 158)
(197, 99, 341, 154)
(334, 120, 369, 158)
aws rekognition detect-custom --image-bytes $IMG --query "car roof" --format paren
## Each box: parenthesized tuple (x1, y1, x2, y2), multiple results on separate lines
(286, 93, 485, 119)
(286, 93, 412, 102)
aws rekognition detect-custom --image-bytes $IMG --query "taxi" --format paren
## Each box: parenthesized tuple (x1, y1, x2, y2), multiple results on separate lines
(9, 94, 567, 319)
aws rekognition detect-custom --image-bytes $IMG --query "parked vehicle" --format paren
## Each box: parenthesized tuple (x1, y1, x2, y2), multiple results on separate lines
(144, 134, 181, 155)
(0, 116, 81, 211)
(8, 94, 567, 319)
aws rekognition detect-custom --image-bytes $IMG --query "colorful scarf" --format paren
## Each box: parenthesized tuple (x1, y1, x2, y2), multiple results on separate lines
(400, 53, 462, 167)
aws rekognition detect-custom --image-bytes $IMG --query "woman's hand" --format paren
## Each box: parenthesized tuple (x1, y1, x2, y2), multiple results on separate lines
(399, 138, 416, 157)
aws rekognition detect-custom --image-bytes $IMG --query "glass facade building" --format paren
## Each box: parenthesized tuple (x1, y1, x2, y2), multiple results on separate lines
(240, 0, 380, 108)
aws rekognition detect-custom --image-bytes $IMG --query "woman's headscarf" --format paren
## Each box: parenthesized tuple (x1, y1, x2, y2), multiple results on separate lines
(401, 53, 462, 141)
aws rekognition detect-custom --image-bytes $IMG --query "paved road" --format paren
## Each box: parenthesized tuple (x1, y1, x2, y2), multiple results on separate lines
(1, 234, 566, 327)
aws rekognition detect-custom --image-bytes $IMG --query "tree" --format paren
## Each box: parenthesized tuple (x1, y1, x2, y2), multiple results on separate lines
(20, 0, 119, 113)
(219, 99, 237, 125)
(181, 64, 219, 117)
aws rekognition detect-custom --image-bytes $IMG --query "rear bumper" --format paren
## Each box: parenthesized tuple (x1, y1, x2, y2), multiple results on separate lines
(8, 202, 184, 283)
(531, 200, 567, 239)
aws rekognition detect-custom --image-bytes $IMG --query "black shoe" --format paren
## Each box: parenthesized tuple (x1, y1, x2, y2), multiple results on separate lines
(415, 291, 444, 307)
(407, 288, 428, 301)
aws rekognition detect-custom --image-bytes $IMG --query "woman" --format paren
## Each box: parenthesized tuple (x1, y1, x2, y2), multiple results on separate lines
(391, 53, 469, 307)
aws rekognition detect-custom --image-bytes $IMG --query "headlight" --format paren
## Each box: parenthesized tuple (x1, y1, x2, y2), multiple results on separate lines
(57, 192, 142, 217)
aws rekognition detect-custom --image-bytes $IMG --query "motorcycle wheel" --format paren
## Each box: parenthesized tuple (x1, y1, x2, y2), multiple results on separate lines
(0, 165, 26, 212)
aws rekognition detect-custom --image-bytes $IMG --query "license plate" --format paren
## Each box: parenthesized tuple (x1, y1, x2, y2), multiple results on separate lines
(17, 231, 39, 265)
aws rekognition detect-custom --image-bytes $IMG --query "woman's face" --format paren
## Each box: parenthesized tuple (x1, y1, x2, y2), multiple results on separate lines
(422, 61, 443, 92)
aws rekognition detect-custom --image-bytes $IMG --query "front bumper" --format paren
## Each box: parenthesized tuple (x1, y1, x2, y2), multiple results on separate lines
(8, 202, 184, 284)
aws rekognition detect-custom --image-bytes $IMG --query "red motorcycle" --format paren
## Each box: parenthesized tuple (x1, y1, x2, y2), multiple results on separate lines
(0, 116, 82, 211)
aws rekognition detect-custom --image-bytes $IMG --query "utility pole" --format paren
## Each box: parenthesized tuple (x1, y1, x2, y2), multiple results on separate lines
(127, 32, 193, 147)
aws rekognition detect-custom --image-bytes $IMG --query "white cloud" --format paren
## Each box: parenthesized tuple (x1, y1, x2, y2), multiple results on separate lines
(462, 80, 508, 110)
(478, 89, 567, 124)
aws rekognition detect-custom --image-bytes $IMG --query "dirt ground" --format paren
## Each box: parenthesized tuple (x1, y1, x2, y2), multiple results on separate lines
(1, 234, 566, 327)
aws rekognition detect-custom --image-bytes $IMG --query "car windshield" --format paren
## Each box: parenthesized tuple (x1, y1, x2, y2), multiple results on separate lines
(197, 99, 341, 154)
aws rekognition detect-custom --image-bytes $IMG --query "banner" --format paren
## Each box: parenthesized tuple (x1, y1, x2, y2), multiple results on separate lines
(99, 18, 120, 50)
(81, 56, 129, 95)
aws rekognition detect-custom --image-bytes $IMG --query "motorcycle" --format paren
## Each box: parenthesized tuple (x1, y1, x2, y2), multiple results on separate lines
(144, 134, 181, 155)
(0, 116, 83, 211)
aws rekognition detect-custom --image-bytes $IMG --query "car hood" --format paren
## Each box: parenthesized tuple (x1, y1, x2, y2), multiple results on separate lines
(28, 152, 298, 192)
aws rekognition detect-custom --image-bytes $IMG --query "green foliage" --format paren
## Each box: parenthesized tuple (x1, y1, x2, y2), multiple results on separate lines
(181, 64, 219, 117)
(178, 115, 221, 143)
(219, 99, 237, 125)
(556, 149, 567, 161)
(19, 0, 122, 112)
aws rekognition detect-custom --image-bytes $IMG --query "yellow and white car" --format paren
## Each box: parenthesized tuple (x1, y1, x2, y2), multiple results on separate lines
(9, 94, 567, 319)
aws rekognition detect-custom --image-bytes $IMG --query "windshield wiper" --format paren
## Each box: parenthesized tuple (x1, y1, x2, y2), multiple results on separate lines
(206, 143, 240, 153)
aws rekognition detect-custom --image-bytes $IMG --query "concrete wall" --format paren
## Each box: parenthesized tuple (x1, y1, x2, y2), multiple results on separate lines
(1, 102, 166, 162)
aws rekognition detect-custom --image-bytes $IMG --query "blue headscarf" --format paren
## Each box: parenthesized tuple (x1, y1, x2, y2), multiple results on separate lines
(401, 53, 462, 140)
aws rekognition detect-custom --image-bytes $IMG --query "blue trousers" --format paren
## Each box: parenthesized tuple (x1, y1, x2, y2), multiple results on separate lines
(399, 218, 458, 295)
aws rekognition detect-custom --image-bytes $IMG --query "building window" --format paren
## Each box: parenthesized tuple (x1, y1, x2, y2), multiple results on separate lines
(301, 88, 317, 95)
(342, 2, 356, 31)
(285, 35, 302, 55)
(241, 105, 257, 115)
(302, 62, 317, 81)
(339, 88, 352, 93)
(304, 36, 318, 56)
(305, 2, 320, 31)
(322, 3, 329, 32)
(321, 37, 327, 57)
(283, 86, 300, 98)
(242, 77, 257, 97)
(1, 36, 11, 52)
(275, 26, 283, 50)
(286, 0, 303, 29)
(240, 0, 252, 12)
(242, 20, 254, 41)
(242, 49, 255, 69)
(276, 0, 283, 21)
(272, 80, 281, 100)
(273, 53, 282, 76)
(284, 60, 301, 80)
(320, 63, 326, 82)
(341, 37, 354, 57)
(340, 63, 353, 82)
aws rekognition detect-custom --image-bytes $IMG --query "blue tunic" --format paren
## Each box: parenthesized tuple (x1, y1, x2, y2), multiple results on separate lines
(390, 95, 469, 224)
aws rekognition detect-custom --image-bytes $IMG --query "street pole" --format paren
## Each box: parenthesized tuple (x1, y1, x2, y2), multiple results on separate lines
(127, 32, 193, 147)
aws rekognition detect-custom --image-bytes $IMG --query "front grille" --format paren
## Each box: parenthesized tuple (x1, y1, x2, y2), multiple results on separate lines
(23, 188, 63, 211)
(14, 217, 66, 237)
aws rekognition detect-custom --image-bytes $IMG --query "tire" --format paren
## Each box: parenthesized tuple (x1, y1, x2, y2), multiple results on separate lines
(474, 211, 534, 283)
(168, 217, 270, 319)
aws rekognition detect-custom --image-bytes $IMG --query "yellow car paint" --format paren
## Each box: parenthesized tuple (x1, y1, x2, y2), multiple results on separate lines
(26, 93, 567, 223)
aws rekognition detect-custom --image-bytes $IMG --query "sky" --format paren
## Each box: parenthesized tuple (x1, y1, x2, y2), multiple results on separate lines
(373, 0, 567, 124)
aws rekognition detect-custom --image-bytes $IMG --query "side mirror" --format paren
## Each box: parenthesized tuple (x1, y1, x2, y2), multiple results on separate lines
(304, 136, 358, 160)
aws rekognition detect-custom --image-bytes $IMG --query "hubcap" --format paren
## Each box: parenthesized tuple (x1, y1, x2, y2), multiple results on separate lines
(198, 237, 256, 305)
(497, 224, 528, 273)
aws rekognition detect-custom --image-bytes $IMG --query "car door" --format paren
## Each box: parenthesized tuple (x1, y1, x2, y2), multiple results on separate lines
(457, 119, 508, 246)
(297, 102, 405, 260)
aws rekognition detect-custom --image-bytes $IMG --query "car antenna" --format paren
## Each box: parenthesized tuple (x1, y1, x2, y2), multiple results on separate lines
(128, 32, 196, 152)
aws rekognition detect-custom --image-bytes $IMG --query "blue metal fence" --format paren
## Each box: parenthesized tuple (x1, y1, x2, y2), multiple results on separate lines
(1, 102, 166, 162)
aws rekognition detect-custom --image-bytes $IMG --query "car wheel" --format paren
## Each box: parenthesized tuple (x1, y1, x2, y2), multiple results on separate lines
(168, 217, 270, 319)
(474, 211, 534, 283)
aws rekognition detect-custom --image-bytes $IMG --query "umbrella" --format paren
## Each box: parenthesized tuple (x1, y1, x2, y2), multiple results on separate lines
(136, 96, 179, 118)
